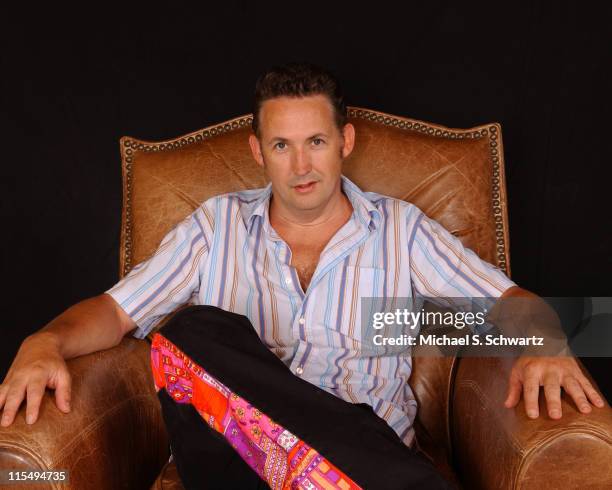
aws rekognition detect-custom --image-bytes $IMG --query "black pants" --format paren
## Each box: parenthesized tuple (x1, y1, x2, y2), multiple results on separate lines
(155, 305, 453, 489)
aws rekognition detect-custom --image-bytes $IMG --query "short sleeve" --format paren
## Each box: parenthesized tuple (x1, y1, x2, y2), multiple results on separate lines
(407, 209, 516, 300)
(105, 207, 210, 339)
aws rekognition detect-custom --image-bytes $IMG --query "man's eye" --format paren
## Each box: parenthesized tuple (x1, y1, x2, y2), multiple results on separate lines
(274, 142, 286, 150)
(312, 138, 324, 146)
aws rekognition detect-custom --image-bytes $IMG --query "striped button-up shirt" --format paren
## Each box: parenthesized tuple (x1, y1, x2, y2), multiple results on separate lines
(106, 174, 515, 446)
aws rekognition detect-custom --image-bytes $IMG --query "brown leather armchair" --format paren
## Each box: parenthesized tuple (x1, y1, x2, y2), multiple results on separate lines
(1, 108, 611, 489)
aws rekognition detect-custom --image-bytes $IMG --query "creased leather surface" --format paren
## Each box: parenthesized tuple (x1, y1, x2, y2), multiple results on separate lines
(150, 460, 184, 490)
(129, 127, 268, 269)
(452, 357, 612, 489)
(344, 120, 502, 265)
(0, 338, 169, 489)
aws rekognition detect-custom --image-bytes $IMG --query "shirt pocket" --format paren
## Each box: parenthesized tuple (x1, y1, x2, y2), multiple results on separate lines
(311, 265, 385, 348)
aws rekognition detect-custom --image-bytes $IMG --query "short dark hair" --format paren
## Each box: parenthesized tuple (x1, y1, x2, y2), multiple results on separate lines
(252, 62, 347, 138)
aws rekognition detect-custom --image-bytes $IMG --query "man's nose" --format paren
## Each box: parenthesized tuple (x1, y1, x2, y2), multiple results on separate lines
(291, 148, 312, 176)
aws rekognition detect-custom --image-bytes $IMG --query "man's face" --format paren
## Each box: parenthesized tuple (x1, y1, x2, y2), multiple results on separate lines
(248, 94, 355, 216)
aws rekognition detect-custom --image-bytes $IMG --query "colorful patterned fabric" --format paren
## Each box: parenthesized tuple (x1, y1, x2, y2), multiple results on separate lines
(151, 332, 362, 490)
(107, 174, 516, 446)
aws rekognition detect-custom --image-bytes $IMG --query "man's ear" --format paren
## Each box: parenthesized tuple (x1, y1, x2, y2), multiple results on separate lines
(341, 123, 356, 159)
(249, 133, 265, 168)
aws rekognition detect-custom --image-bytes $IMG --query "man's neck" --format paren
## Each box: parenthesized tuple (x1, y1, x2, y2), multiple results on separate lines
(269, 189, 353, 237)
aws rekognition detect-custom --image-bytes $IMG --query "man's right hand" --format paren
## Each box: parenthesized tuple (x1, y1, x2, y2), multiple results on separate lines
(0, 333, 72, 427)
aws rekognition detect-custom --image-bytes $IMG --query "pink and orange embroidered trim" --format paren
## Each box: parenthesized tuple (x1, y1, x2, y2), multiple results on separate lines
(151, 333, 362, 490)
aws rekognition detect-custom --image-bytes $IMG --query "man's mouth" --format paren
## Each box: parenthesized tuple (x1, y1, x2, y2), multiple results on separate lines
(293, 181, 317, 193)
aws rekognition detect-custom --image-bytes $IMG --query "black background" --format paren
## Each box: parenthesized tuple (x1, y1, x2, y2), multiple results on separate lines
(3, 3, 611, 399)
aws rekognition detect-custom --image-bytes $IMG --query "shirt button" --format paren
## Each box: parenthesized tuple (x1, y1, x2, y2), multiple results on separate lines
(298, 317, 305, 325)
(285, 277, 292, 284)
(296, 366, 304, 375)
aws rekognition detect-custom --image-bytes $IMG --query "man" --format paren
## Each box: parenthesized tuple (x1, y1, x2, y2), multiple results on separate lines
(1, 63, 605, 489)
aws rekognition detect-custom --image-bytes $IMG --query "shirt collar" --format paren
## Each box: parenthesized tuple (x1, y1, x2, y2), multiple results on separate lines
(339, 174, 382, 232)
(241, 174, 382, 235)
(239, 182, 273, 235)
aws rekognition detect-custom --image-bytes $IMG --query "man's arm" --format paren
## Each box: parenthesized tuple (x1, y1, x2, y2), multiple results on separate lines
(39, 293, 136, 359)
(1, 202, 212, 428)
(0, 293, 136, 427)
(498, 286, 605, 419)
(406, 210, 606, 418)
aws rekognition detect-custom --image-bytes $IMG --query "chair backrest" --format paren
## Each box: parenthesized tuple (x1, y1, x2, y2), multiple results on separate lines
(117, 106, 511, 457)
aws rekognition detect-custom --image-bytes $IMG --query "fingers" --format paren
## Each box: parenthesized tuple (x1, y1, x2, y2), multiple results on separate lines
(576, 375, 606, 408)
(564, 376, 592, 414)
(54, 370, 72, 413)
(543, 372, 562, 419)
(505, 357, 608, 420)
(504, 373, 522, 408)
(25, 377, 48, 424)
(523, 376, 540, 419)
(0, 383, 26, 427)
(0, 384, 8, 410)
(0, 367, 72, 427)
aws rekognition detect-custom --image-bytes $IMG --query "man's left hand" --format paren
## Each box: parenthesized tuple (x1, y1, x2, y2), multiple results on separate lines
(504, 356, 606, 419)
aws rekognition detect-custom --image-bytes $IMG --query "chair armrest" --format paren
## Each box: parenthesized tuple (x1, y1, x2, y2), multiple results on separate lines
(0, 336, 169, 489)
(451, 357, 612, 489)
